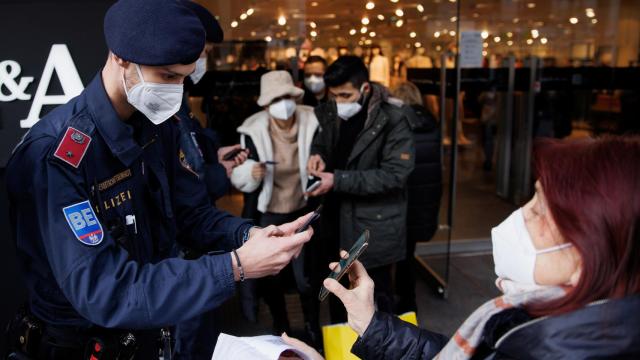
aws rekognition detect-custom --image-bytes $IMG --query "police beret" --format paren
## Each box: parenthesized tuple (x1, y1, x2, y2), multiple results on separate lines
(104, 0, 205, 66)
(180, 0, 224, 43)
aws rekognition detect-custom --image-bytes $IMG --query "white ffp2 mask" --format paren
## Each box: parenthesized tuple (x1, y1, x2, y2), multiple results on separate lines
(304, 75, 325, 94)
(123, 64, 183, 125)
(268, 99, 297, 121)
(336, 84, 366, 120)
(189, 57, 207, 84)
(491, 208, 572, 284)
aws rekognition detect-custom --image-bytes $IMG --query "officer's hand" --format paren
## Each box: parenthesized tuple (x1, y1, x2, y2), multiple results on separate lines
(219, 145, 249, 178)
(234, 216, 314, 279)
(306, 171, 334, 197)
(251, 163, 267, 181)
(307, 155, 326, 173)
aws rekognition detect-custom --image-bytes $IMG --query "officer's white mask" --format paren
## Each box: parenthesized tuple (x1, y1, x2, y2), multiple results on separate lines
(189, 57, 207, 84)
(491, 208, 573, 285)
(268, 99, 297, 121)
(122, 64, 183, 125)
(304, 75, 325, 94)
(336, 84, 367, 121)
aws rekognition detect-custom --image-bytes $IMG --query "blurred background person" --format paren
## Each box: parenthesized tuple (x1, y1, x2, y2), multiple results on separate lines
(391, 82, 442, 314)
(230, 70, 322, 346)
(306, 56, 414, 323)
(302, 56, 328, 108)
(368, 45, 390, 88)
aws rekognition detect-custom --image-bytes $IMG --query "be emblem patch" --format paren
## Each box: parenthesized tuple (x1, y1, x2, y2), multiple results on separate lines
(62, 200, 104, 246)
(53, 127, 92, 168)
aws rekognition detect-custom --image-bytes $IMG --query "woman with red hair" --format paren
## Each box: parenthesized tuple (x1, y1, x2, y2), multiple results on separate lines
(285, 136, 640, 359)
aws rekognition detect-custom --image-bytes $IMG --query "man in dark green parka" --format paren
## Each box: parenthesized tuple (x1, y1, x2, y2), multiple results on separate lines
(306, 56, 415, 322)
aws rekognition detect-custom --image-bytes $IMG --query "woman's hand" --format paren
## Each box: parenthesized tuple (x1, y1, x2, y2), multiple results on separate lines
(251, 162, 267, 181)
(281, 332, 324, 360)
(324, 252, 376, 337)
(307, 154, 326, 173)
(218, 145, 249, 177)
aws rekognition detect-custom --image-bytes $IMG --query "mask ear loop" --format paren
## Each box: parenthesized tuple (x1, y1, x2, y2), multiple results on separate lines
(121, 64, 145, 97)
(536, 242, 573, 255)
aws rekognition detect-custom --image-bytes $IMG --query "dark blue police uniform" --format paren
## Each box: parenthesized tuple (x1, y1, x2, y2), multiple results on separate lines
(6, 73, 251, 351)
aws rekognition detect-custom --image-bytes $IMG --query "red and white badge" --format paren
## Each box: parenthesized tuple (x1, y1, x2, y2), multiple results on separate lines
(53, 127, 92, 168)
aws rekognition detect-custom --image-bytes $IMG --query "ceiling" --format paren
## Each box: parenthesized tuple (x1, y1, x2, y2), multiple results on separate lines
(194, 0, 636, 60)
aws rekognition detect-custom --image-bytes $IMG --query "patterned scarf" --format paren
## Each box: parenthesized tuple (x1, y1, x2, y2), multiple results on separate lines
(433, 278, 567, 360)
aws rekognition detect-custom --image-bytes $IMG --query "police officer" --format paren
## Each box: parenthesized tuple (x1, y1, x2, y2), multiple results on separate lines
(5, 0, 313, 358)
(175, 0, 248, 205)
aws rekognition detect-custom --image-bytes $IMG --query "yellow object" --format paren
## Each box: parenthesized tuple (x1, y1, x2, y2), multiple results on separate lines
(322, 312, 418, 360)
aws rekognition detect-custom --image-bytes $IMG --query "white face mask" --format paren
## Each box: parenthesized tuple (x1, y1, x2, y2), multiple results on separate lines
(491, 208, 573, 284)
(336, 84, 366, 121)
(122, 64, 183, 125)
(189, 57, 207, 84)
(304, 75, 325, 94)
(268, 99, 297, 121)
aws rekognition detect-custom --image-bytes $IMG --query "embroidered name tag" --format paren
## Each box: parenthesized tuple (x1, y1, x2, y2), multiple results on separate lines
(97, 169, 132, 192)
(62, 200, 104, 246)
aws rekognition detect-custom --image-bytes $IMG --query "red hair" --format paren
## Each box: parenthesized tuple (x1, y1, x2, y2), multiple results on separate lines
(528, 136, 640, 316)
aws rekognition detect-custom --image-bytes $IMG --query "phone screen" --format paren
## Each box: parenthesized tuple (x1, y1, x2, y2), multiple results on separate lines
(295, 204, 323, 234)
(306, 176, 321, 192)
(318, 229, 370, 302)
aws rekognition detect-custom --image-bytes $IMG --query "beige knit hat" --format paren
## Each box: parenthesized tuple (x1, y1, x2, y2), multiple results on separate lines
(256, 70, 304, 107)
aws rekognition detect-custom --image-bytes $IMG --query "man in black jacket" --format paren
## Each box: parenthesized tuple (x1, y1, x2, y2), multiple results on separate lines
(306, 56, 415, 322)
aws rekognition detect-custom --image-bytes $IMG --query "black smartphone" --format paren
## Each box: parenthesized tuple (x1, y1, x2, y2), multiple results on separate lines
(306, 175, 322, 193)
(222, 148, 246, 161)
(295, 204, 323, 234)
(318, 230, 370, 302)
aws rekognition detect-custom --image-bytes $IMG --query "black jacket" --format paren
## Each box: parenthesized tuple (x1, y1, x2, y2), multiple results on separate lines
(352, 294, 640, 359)
(310, 84, 415, 269)
(403, 105, 441, 243)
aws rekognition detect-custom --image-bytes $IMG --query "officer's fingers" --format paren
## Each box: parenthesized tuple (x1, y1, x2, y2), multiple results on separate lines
(339, 250, 349, 259)
(278, 212, 314, 234)
(278, 227, 313, 252)
(329, 262, 341, 273)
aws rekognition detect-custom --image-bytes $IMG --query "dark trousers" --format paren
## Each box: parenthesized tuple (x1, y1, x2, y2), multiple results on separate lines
(395, 235, 418, 313)
(258, 208, 321, 334)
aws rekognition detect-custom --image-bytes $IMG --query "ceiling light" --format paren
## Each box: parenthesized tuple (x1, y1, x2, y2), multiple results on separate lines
(436, 45, 442, 51)
(450, 16, 457, 22)
(231, 20, 238, 28)
(434, 31, 441, 38)
(311, 2, 319, 6)
(250, 31, 256, 36)
(395, 9, 404, 17)
(449, 30, 456, 36)
(240, 13, 248, 20)
(366, 1, 375, 10)
(481, 30, 489, 39)
(417, 4, 424, 12)
(482, 50, 488, 56)
(246, 8, 254, 16)
(410, 31, 417, 38)
(349, 28, 357, 35)
(390, 0, 399, 3)
(585, 8, 595, 18)
(513, 18, 519, 23)
(361, 26, 368, 33)
(591, 18, 598, 24)
(310, 21, 317, 28)
(278, 15, 287, 26)
(310, 30, 318, 37)
(526, 38, 534, 45)
(493, 36, 501, 43)
(369, 31, 376, 37)
(569, 17, 578, 24)
(527, 2, 535, 8)
(531, 29, 539, 38)
(414, 42, 422, 47)
(377, 14, 385, 20)
(507, 32, 513, 38)
(265, 36, 272, 42)
(507, 40, 513, 46)
(540, 37, 548, 44)
(361, 16, 370, 25)
(483, 42, 488, 48)
(395, 19, 404, 27)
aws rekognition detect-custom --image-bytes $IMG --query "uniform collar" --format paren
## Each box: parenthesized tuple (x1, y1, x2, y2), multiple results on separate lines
(85, 72, 142, 167)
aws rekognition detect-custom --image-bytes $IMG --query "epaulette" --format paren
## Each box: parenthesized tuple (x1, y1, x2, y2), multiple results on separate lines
(51, 114, 95, 168)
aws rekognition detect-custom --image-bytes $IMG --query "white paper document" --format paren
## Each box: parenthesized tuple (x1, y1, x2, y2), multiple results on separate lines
(212, 333, 313, 360)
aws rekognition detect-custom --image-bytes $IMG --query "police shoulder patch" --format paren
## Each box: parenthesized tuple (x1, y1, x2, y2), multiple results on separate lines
(62, 200, 104, 246)
(53, 127, 92, 168)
